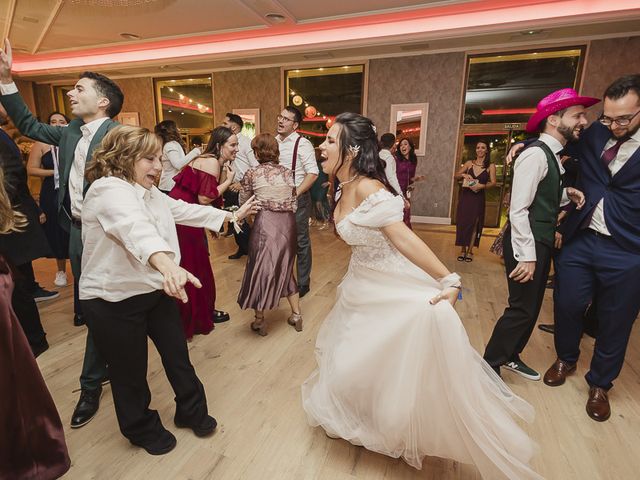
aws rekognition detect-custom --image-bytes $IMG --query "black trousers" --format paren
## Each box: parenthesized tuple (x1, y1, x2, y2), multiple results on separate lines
(223, 189, 251, 254)
(81, 291, 208, 445)
(11, 262, 46, 348)
(484, 228, 553, 367)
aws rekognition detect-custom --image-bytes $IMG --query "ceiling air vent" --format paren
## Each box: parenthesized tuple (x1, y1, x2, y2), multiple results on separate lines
(228, 60, 252, 66)
(400, 43, 430, 52)
(303, 53, 333, 60)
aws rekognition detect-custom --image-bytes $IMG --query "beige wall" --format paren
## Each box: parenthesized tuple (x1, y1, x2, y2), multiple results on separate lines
(367, 53, 466, 219)
(115, 77, 156, 129)
(581, 36, 640, 120)
(213, 67, 281, 134)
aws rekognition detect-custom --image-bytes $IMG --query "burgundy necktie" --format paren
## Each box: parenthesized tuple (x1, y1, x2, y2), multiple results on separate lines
(601, 138, 628, 168)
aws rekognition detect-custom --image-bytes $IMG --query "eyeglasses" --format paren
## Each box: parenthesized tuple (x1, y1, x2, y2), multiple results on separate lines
(277, 115, 295, 123)
(599, 109, 640, 127)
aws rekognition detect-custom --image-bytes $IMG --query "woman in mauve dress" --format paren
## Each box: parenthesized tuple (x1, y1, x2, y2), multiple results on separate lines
(454, 140, 497, 262)
(394, 138, 418, 228)
(0, 167, 70, 480)
(169, 126, 236, 340)
(237, 133, 302, 336)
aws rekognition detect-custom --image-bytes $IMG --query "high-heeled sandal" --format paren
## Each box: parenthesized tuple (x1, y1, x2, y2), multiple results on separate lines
(287, 312, 303, 332)
(250, 314, 267, 336)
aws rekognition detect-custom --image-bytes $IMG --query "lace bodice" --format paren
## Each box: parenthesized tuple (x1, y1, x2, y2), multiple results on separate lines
(336, 189, 413, 273)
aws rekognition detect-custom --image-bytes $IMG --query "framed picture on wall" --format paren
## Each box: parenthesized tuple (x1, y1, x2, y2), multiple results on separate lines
(117, 112, 140, 126)
(233, 108, 260, 139)
(389, 103, 429, 156)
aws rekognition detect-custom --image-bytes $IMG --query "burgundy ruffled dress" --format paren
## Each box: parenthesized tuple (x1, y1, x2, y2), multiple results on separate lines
(169, 166, 223, 340)
(0, 255, 70, 479)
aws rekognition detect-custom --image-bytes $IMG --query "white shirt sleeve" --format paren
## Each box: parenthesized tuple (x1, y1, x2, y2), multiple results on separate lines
(162, 193, 227, 232)
(0, 82, 18, 95)
(164, 142, 200, 170)
(92, 181, 175, 265)
(380, 150, 402, 196)
(509, 147, 549, 262)
(298, 138, 319, 175)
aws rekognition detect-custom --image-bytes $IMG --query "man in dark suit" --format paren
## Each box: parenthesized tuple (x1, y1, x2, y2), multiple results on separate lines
(0, 104, 52, 357)
(543, 74, 640, 422)
(0, 39, 123, 429)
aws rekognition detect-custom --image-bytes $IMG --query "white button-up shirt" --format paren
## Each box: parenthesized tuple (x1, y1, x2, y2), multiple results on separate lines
(379, 148, 403, 196)
(276, 132, 318, 187)
(509, 133, 569, 261)
(69, 116, 109, 217)
(588, 128, 640, 235)
(233, 133, 259, 182)
(80, 176, 227, 302)
(158, 141, 201, 191)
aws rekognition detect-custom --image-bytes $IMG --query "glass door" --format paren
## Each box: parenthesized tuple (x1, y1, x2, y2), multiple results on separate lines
(451, 124, 526, 228)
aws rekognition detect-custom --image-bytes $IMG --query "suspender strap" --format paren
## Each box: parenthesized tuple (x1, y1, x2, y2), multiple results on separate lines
(291, 136, 302, 196)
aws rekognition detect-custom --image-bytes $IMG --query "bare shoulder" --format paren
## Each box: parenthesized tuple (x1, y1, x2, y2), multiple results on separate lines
(355, 177, 388, 202)
(193, 155, 220, 177)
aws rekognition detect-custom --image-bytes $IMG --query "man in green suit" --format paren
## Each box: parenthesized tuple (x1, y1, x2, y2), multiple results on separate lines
(0, 39, 123, 428)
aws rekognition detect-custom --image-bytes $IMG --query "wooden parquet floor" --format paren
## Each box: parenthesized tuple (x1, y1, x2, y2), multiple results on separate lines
(31, 225, 640, 480)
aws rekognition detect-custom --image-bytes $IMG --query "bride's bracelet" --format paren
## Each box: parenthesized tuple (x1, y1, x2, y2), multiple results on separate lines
(438, 273, 462, 290)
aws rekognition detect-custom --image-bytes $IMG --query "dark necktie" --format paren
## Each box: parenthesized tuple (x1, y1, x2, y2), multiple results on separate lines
(601, 138, 628, 168)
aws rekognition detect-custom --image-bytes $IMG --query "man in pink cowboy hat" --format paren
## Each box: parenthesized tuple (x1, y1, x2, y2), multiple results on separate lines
(483, 88, 597, 381)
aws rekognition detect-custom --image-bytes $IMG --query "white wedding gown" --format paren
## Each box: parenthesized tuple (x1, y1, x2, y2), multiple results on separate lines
(301, 189, 542, 479)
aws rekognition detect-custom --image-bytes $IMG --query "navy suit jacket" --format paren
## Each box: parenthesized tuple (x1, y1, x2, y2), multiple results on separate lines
(563, 122, 640, 253)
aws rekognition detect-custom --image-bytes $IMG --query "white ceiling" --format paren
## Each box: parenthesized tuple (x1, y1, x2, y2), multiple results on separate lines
(2, 0, 639, 82)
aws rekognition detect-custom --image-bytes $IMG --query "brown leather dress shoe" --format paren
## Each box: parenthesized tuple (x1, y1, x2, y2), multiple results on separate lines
(586, 387, 611, 422)
(543, 358, 576, 386)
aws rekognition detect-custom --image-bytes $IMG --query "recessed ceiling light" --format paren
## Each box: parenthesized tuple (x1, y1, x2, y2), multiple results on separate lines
(120, 32, 140, 40)
(265, 13, 286, 23)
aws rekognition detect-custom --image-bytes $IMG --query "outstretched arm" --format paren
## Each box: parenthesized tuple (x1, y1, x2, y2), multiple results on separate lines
(0, 39, 64, 145)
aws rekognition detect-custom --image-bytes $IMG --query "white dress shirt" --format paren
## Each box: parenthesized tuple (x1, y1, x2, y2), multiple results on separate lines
(80, 176, 227, 302)
(232, 133, 259, 182)
(69, 116, 109, 218)
(379, 148, 403, 196)
(276, 132, 319, 187)
(0, 82, 18, 95)
(588, 128, 640, 235)
(509, 133, 569, 262)
(158, 141, 201, 191)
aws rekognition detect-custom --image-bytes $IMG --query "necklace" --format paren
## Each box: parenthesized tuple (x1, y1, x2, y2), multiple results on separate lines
(335, 173, 360, 201)
(472, 159, 485, 167)
(337, 173, 360, 190)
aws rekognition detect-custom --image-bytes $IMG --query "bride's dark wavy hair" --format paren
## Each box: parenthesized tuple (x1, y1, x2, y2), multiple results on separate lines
(333, 112, 398, 196)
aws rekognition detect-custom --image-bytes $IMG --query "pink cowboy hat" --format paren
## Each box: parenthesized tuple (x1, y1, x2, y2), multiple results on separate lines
(525, 88, 600, 133)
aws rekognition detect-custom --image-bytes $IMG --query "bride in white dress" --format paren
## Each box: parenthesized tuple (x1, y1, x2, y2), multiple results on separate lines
(301, 113, 542, 479)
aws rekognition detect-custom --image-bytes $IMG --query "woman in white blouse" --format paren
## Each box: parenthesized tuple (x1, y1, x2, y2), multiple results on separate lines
(154, 120, 201, 193)
(80, 125, 258, 456)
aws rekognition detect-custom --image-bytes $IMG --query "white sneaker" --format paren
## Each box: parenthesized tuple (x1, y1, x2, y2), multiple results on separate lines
(54, 271, 68, 287)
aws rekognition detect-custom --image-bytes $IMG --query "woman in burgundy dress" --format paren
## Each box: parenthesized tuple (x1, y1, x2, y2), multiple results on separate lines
(454, 140, 496, 262)
(395, 138, 418, 228)
(169, 127, 237, 340)
(237, 133, 302, 336)
(0, 168, 70, 480)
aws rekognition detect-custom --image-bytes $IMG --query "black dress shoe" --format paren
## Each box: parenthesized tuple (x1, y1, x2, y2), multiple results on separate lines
(73, 314, 85, 327)
(298, 285, 310, 298)
(31, 338, 49, 358)
(213, 310, 230, 323)
(131, 429, 177, 455)
(175, 415, 217, 437)
(538, 324, 555, 334)
(228, 250, 246, 260)
(70, 385, 102, 428)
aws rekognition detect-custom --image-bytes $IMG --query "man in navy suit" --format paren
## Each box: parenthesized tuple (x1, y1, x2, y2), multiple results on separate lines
(543, 75, 640, 422)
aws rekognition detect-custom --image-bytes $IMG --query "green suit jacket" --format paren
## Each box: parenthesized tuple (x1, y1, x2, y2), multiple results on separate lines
(0, 92, 118, 231)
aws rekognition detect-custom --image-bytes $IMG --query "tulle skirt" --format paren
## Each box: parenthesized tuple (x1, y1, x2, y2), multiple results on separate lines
(301, 261, 542, 479)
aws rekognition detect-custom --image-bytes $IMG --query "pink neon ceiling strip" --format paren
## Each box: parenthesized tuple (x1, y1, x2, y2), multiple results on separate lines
(482, 108, 537, 115)
(11, 0, 640, 73)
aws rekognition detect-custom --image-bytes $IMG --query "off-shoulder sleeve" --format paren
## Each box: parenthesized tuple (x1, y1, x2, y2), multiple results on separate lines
(197, 170, 221, 199)
(349, 189, 404, 228)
